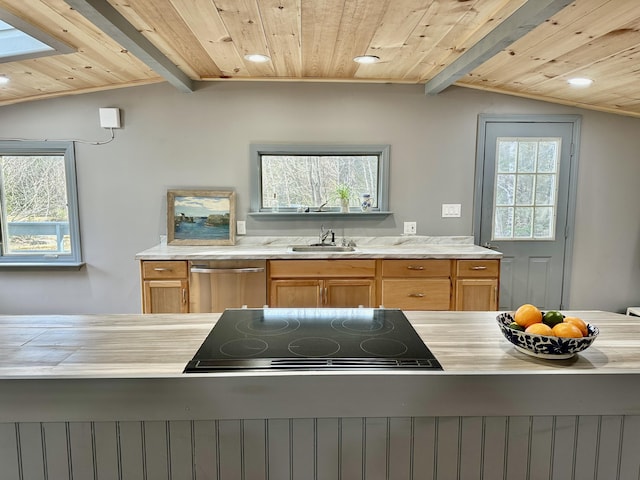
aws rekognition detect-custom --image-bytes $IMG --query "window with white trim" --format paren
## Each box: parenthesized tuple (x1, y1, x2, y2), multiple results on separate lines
(493, 137, 561, 240)
(0, 141, 83, 266)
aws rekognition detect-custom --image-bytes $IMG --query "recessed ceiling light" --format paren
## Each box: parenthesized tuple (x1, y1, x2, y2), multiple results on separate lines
(0, 75, 9, 85)
(567, 77, 593, 87)
(353, 55, 381, 64)
(244, 54, 270, 63)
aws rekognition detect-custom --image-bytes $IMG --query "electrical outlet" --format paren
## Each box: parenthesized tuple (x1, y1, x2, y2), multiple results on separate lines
(403, 221, 417, 235)
(442, 203, 461, 218)
(237, 220, 246, 235)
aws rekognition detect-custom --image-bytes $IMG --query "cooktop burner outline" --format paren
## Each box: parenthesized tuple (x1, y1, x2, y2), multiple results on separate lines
(360, 338, 408, 357)
(288, 337, 341, 357)
(331, 317, 395, 335)
(220, 338, 269, 357)
(235, 317, 301, 336)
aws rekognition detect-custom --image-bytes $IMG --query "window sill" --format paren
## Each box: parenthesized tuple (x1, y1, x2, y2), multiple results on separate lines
(248, 211, 394, 219)
(0, 262, 85, 270)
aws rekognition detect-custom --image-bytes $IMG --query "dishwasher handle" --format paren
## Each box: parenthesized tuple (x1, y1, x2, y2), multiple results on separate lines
(191, 266, 265, 274)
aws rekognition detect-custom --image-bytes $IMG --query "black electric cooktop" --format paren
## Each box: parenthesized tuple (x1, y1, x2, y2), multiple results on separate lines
(184, 308, 442, 372)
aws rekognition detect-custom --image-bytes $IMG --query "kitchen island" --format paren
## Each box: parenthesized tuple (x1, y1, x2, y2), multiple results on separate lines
(1, 310, 639, 479)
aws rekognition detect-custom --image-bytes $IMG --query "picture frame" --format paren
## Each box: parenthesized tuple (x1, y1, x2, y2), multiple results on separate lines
(167, 189, 236, 246)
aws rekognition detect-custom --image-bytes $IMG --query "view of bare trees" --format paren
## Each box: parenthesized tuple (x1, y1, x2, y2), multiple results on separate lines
(0, 155, 70, 252)
(261, 155, 378, 209)
(1, 155, 68, 221)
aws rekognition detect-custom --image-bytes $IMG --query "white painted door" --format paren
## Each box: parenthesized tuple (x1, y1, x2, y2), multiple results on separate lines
(476, 116, 580, 310)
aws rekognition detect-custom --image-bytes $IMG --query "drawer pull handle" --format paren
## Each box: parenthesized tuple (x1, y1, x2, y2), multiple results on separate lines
(408, 293, 425, 298)
(471, 266, 487, 270)
(407, 265, 425, 270)
(153, 267, 172, 272)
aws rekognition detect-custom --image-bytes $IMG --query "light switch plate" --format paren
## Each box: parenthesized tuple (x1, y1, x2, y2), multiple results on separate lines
(237, 220, 246, 235)
(442, 204, 461, 218)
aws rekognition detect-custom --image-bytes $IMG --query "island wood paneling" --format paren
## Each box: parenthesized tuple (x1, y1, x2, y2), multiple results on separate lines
(1, 415, 639, 479)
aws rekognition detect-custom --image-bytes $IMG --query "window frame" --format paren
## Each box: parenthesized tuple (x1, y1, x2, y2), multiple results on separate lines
(0, 141, 83, 268)
(249, 144, 390, 214)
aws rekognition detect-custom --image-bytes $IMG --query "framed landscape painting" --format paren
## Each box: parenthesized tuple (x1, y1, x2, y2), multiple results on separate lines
(167, 189, 236, 245)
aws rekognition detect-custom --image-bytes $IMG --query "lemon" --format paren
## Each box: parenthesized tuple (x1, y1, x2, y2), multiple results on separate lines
(509, 322, 525, 331)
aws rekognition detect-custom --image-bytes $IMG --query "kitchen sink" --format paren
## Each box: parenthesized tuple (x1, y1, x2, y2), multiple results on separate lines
(289, 245, 356, 252)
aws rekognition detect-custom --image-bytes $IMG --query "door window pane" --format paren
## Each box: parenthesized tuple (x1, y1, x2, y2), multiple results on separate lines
(497, 141, 517, 173)
(535, 174, 556, 205)
(495, 174, 515, 205)
(492, 137, 561, 240)
(514, 207, 533, 238)
(537, 141, 558, 172)
(494, 207, 514, 238)
(515, 174, 534, 205)
(517, 142, 537, 172)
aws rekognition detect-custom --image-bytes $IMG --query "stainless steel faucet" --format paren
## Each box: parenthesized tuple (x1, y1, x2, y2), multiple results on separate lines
(319, 224, 334, 245)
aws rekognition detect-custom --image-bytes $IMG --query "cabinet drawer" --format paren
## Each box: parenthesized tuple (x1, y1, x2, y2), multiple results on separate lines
(142, 260, 188, 279)
(456, 260, 500, 277)
(269, 260, 376, 278)
(381, 279, 451, 310)
(381, 259, 451, 277)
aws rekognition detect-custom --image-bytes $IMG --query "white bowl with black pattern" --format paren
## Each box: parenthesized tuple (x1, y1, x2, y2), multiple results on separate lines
(496, 312, 599, 359)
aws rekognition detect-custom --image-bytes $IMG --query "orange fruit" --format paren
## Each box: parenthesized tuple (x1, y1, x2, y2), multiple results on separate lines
(563, 317, 588, 337)
(551, 322, 583, 338)
(514, 304, 543, 328)
(525, 323, 553, 336)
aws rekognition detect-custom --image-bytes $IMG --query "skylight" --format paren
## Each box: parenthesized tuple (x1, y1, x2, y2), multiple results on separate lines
(0, 8, 73, 64)
(0, 19, 54, 60)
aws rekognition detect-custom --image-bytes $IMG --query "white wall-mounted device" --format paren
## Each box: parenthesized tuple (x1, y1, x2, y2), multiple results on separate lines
(98, 107, 121, 128)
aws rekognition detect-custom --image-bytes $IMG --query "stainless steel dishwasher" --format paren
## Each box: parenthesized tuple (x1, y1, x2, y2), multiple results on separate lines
(189, 260, 267, 313)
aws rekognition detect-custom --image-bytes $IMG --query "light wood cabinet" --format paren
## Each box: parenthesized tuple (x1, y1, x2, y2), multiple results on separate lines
(139, 257, 500, 313)
(380, 259, 453, 310)
(140, 260, 189, 313)
(454, 260, 500, 311)
(269, 260, 376, 308)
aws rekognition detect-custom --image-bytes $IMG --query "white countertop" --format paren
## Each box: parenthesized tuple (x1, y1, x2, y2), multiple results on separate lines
(2, 310, 639, 422)
(135, 235, 502, 260)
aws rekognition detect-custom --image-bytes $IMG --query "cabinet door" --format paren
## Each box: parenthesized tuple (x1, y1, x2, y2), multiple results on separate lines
(381, 279, 451, 310)
(270, 279, 322, 308)
(325, 279, 375, 308)
(143, 279, 189, 313)
(455, 278, 498, 311)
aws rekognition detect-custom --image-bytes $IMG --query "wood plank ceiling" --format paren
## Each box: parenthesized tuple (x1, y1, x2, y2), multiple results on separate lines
(1, 0, 640, 118)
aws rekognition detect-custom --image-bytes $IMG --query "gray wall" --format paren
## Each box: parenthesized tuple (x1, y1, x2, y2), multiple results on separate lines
(0, 82, 638, 313)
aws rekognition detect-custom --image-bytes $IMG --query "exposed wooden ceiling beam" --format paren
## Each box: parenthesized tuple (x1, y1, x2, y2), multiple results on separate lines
(424, 0, 574, 96)
(64, 0, 194, 93)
